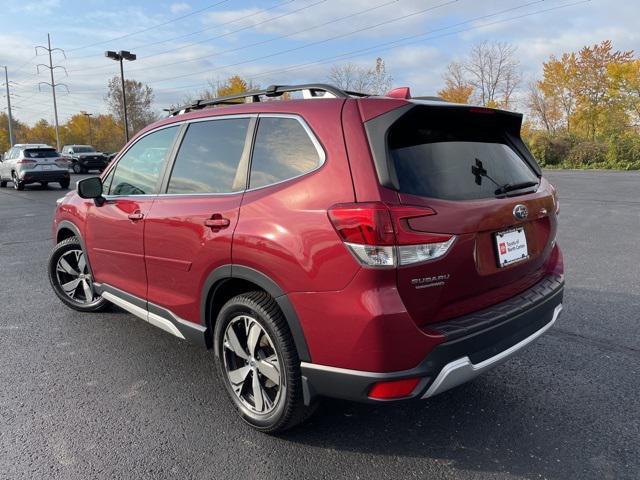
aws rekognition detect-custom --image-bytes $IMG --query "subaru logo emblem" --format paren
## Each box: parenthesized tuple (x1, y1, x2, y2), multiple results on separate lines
(513, 204, 528, 221)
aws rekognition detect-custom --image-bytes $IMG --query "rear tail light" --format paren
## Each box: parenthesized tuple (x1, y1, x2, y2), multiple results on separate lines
(17, 158, 37, 169)
(328, 202, 455, 268)
(368, 377, 421, 400)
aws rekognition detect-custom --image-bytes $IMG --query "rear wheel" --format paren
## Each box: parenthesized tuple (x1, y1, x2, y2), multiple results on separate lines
(60, 179, 70, 189)
(0, 179, 6, 188)
(12, 173, 24, 191)
(214, 292, 316, 433)
(41, 182, 49, 188)
(48, 237, 109, 312)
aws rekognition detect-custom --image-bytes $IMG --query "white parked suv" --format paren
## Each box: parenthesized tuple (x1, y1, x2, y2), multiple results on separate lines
(0, 144, 70, 190)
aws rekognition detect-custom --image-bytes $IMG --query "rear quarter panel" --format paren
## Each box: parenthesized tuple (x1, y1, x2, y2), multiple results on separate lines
(232, 100, 359, 293)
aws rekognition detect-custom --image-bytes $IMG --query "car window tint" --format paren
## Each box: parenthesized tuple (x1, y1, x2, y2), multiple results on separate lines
(167, 118, 249, 194)
(109, 126, 178, 196)
(249, 117, 321, 189)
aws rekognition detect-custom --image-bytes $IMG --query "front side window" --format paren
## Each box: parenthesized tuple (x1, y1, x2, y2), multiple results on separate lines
(167, 118, 249, 194)
(249, 117, 322, 189)
(108, 126, 179, 196)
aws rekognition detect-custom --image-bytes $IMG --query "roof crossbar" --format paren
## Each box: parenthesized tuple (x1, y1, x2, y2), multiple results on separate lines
(169, 83, 368, 116)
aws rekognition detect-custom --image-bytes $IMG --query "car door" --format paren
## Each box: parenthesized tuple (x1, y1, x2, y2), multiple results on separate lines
(84, 125, 180, 300)
(1, 148, 15, 179)
(143, 116, 254, 324)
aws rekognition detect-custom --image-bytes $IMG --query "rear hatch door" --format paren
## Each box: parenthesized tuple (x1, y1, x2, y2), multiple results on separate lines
(386, 104, 557, 326)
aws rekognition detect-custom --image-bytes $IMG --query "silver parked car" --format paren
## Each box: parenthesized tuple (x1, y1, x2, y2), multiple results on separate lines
(0, 144, 70, 190)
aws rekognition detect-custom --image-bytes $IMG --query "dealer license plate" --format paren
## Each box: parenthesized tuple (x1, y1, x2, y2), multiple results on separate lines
(495, 227, 529, 267)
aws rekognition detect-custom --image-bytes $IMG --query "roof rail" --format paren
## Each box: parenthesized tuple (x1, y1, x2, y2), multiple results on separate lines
(169, 83, 369, 116)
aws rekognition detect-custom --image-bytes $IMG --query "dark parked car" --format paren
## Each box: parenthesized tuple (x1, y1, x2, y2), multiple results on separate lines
(48, 84, 564, 432)
(61, 145, 109, 173)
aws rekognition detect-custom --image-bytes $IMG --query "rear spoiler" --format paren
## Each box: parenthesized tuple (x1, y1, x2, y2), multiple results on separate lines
(363, 103, 542, 191)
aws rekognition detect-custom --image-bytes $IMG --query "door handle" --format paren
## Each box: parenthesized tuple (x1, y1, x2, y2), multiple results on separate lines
(128, 211, 144, 221)
(204, 215, 230, 230)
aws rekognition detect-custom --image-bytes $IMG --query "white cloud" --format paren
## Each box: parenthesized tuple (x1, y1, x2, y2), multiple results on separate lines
(170, 2, 191, 14)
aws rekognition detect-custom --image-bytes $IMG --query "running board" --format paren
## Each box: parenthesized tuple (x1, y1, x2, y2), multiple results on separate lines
(95, 283, 209, 348)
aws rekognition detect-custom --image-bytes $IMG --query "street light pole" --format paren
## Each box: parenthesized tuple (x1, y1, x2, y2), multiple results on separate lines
(82, 112, 93, 145)
(118, 57, 128, 142)
(105, 50, 136, 144)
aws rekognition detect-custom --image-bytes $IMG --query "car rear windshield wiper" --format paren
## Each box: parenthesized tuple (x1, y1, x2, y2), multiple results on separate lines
(494, 181, 539, 196)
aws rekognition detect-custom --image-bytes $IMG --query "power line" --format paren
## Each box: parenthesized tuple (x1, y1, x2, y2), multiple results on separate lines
(66, 0, 327, 70)
(155, 0, 583, 97)
(137, 0, 460, 86)
(247, 0, 591, 84)
(67, 0, 296, 62)
(65, 0, 231, 52)
(113, 0, 400, 76)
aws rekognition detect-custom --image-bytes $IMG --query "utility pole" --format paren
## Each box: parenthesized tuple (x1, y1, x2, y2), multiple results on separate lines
(36, 33, 68, 151)
(2, 66, 15, 147)
(82, 112, 93, 145)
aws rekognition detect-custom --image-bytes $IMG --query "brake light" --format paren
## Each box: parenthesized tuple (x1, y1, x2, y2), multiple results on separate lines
(328, 202, 455, 267)
(368, 378, 421, 400)
(328, 202, 395, 245)
(17, 158, 37, 164)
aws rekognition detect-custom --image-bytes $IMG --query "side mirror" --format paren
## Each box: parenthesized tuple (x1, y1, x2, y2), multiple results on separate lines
(77, 177, 105, 206)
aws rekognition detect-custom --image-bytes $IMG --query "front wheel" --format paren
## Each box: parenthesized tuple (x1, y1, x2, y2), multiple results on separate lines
(214, 292, 316, 433)
(72, 163, 83, 174)
(47, 237, 109, 312)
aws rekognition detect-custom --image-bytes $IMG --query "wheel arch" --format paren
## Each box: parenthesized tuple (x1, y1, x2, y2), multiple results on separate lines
(56, 221, 94, 277)
(202, 265, 311, 362)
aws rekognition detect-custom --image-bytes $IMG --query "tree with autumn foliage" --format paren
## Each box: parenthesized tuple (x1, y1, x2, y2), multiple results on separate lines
(527, 40, 640, 169)
(438, 61, 474, 103)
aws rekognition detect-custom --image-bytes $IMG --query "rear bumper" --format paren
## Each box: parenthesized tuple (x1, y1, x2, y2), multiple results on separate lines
(300, 275, 563, 404)
(19, 170, 70, 183)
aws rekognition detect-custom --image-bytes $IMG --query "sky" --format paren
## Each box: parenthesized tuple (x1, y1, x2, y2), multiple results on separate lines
(0, 0, 637, 125)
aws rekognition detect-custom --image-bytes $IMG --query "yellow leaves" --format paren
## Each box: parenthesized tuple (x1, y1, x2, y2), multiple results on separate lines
(437, 84, 473, 104)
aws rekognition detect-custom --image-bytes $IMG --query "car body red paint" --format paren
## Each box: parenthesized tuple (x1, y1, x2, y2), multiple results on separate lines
(51, 86, 564, 412)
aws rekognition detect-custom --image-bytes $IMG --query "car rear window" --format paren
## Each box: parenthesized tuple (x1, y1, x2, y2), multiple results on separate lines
(387, 107, 539, 201)
(23, 148, 58, 158)
(249, 117, 322, 189)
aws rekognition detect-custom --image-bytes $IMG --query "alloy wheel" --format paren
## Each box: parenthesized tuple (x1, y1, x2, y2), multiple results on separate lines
(222, 315, 283, 415)
(55, 249, 96, 304)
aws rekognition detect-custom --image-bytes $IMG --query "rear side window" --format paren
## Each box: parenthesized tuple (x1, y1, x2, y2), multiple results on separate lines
(167, 118, 249, 194)
(388, 107, 539, 201)
(23, 148, 58, 158)
(249, 117, 322, 189)
(108, 126, 179, 196)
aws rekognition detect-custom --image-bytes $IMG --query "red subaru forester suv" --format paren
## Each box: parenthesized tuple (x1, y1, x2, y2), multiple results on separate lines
(48, 84, 564, 432)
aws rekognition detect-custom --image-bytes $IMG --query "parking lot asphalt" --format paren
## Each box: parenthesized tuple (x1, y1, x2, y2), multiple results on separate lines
(0, 170, 638, 480)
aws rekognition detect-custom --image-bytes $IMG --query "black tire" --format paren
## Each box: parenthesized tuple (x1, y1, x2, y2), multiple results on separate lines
(214, 291, 316, 433)
(41, 182, 49, 188)
(47, 236, 110, 312)
(0, 180, 6, 188)
(60, 179, 70, 189)
(12, 173, 24, 191)
(72, 163, 83, 174)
